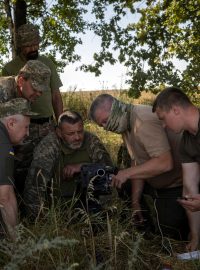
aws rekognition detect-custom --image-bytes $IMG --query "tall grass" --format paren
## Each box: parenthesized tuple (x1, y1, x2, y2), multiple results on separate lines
(1, 90, 200, 269)
(1, 199, 199, 269)
(61, 89, 156, 120)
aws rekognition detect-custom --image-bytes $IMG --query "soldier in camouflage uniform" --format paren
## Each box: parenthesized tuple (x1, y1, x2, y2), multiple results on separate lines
(2, 24, 63, 195)
(23, 111, 113, 219)
(0, 60, 51, 196)
(0, 98, 37, 240)
(2, 23, 63, 121)
(0, 60, 51, 103)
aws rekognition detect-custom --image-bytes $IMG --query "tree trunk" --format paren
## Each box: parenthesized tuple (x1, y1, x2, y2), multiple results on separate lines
(14, 0, 27, 56)
(3, 0, 27, 58)
(3, 0, 15, 58)
(14, 0, 27, 30)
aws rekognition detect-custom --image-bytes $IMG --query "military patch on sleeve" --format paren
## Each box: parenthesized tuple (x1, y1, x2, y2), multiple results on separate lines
(9, 148, 14, 156)
(5, 153, 14, 183)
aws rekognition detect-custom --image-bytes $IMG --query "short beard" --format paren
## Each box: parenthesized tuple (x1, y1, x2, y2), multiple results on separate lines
(67, 142, 83, 150)
(26, 50, 39, 60)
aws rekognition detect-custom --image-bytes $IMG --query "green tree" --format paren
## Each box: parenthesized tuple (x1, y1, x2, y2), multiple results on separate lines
(0, 0, 199, 96)
(82, 0, 200, 97)
(0, 0, 89, 69)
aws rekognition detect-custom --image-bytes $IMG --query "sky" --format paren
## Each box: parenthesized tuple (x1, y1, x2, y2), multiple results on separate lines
(1, 0, 188, 93)
(46, 1, 187, 92)
(59, 34, 129, 92)
(58, 3, 141, 92)
(57, 2, 187, 93)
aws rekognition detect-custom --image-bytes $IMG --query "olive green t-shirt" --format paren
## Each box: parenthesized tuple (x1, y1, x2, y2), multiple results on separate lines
(59, 140, 91, 197)
(180, 114, 200, 163)
(2, 55, 62, 118)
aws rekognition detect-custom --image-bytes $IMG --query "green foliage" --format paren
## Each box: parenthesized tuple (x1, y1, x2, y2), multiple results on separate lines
(0, 1, 199, 95)
(0, 0, 89, 69)
(83, 0, 200, 97)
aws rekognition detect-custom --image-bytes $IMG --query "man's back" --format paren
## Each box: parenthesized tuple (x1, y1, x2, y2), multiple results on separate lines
(0, 76, 17, 103)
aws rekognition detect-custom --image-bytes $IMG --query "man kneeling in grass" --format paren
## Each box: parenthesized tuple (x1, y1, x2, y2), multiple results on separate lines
(23, 111, 113, 220)
(0, 98, 37, 240)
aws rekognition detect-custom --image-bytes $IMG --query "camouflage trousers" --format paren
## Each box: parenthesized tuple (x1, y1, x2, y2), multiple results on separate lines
(14, 120, 55, 197)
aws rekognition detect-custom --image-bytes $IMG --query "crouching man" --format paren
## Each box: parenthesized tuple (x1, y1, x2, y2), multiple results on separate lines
(152, 87, 200, 251)
(23, 111, 113, 219)
(89, 94, 189, 242)
(0, 98, 37, 240)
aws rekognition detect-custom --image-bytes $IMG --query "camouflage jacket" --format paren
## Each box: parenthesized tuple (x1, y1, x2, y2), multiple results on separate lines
(0, 76, 18, 103)
(23, 130, 113, 218)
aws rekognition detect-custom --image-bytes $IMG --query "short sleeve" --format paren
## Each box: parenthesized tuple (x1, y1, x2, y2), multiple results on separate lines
(40, 56, 63, 92)
(179, 137, 195, 163)
(138, 120, 170, 158)
(0, 143, 14, 185)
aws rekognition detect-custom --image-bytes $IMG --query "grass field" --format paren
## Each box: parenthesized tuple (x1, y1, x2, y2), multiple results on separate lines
(1, 90, 200, 269)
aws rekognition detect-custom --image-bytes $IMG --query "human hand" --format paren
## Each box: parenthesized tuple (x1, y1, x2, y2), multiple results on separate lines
(177, 194, 200, 212)
(111, 169, 129, 188)
(63, 164, 82, 179)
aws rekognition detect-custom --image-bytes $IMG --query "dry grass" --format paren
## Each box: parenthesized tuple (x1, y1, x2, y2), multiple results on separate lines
(61, 89, 156, 120)
(1, 89, 199, 269)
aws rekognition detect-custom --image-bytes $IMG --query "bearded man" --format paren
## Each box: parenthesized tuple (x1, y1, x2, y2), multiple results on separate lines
(23, 110, 113, 219)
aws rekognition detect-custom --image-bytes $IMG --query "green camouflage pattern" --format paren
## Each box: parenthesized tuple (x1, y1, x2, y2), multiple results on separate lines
(0, 61, 51, 103)
(117, 143, 132, 169)
(0, 98, 38, 118)
(105, 99, 132, 133)
(14, 120, 55, 193)
(17, 24, 41, 47)
(19, 60, 51, 93)
(0, 76, 18, 103)
(2, 55, 62, 118)
(23, 131, 113, 218)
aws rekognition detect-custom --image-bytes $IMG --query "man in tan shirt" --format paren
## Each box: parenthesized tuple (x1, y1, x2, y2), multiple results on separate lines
(89, 94, 189, 241)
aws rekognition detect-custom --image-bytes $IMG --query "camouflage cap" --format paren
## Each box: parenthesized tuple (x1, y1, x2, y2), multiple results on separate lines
(19, 60, 51, 92)
(0, 98, 38, 118)
(17, 24, 41, 47)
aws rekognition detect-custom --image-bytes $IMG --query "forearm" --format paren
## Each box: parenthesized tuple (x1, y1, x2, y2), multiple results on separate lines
(122, 152, 173, 180)
(182, 162, 199, 193)
(187, 210, 200, 235)
(132, 179, 144, 205)
(181, 162, 200, 250)
(52, 90, 63, 120)
(183, 178, 200, 196)
(0, 193, 18, 240)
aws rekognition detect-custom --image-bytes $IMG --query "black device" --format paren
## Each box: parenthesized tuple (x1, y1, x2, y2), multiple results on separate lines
(79, 163, 118, 196)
